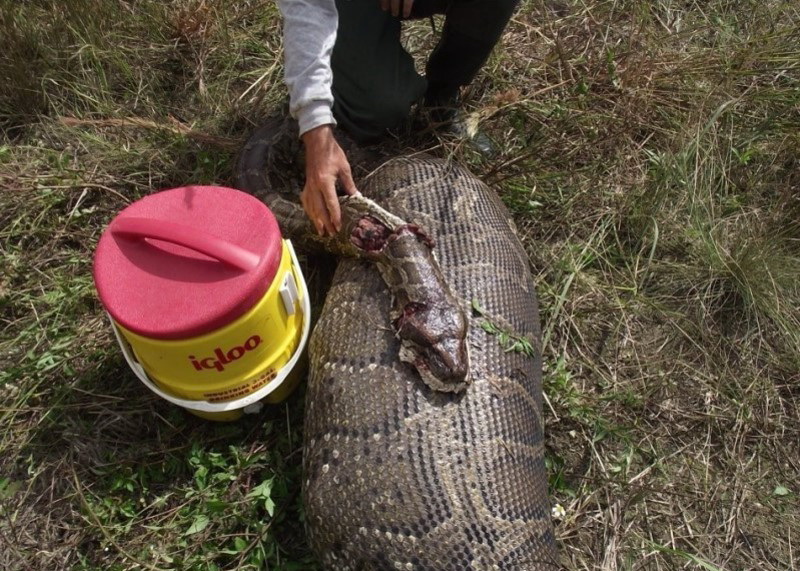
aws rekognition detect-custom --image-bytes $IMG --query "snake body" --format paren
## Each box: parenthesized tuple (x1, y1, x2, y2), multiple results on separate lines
(237, 121, 557, 570)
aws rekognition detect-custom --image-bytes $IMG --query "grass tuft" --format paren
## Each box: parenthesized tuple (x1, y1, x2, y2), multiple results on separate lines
(2, 0, 799, 569)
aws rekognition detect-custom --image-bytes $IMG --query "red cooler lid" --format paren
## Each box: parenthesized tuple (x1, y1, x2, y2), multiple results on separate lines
(94, 186, 283, 340)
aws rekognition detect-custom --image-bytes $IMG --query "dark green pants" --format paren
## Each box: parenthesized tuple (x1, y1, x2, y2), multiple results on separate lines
(331, 0, 520, 143)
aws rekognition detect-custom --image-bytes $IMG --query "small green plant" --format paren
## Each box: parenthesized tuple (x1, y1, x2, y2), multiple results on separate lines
(471, 298, 537, 356)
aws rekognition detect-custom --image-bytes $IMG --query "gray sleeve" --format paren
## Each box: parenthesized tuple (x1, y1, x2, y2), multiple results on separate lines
(277, 0, 338, 136)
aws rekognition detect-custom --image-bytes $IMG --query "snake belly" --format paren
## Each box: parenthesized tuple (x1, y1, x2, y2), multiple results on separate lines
(302, 157, 557, 570)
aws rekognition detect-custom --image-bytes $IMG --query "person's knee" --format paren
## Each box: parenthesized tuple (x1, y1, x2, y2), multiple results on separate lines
(365, 90, 416, 130)
(336, 81, 420, 128)
(446, 0, 519, 38)
(333, 83, 421, 142)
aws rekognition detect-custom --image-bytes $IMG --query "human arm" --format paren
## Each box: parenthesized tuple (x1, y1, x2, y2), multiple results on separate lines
(300, 125, 357, 236)
(277, 0, 337, 134)
(277, 0, 358, 235)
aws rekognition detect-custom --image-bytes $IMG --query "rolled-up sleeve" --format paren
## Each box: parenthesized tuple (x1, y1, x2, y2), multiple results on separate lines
(277, 0, 338, 136)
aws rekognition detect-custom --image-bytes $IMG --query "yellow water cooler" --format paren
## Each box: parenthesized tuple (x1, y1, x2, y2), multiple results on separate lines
(93, 185, 310, 421)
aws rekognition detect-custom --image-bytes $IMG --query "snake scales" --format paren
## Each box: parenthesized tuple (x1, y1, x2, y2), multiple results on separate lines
(236, 119, 557, 570)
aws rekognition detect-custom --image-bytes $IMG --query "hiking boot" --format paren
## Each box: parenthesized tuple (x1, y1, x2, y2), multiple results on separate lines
(423, 92, 498, 157)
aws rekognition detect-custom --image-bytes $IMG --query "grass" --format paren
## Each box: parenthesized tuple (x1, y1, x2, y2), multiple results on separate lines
(1, 0, 799, 569)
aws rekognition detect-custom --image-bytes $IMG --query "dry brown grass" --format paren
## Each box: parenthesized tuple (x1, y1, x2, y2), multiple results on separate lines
(1, 0, 799, 569)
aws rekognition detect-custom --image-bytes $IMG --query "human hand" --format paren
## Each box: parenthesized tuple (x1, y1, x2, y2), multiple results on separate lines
(300, 125, 359, 236)
(380, 0, 414, 18)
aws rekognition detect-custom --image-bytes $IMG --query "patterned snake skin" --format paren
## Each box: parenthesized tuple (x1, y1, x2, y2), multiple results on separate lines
(236, 122, 558, 570)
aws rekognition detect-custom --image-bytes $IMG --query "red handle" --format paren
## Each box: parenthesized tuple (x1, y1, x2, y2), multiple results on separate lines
(111, 217, 260, 272)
